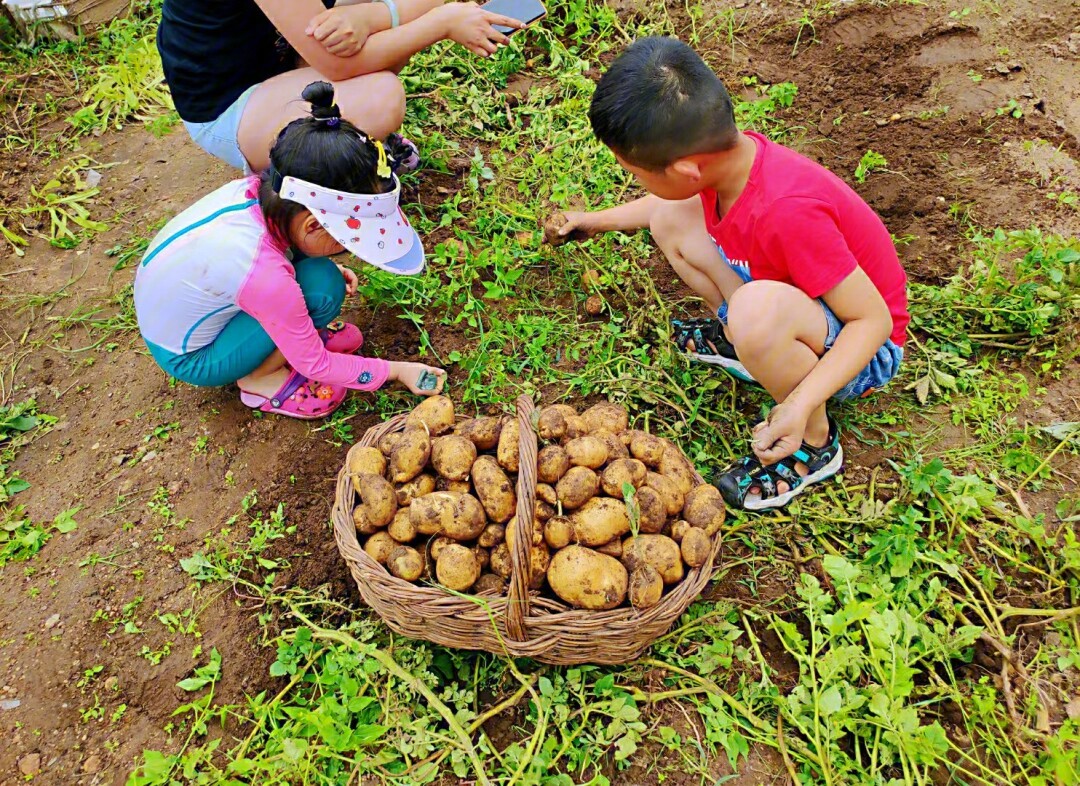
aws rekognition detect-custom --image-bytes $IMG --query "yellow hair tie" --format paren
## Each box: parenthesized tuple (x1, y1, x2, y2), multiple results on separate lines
(375, 140, 392, 179)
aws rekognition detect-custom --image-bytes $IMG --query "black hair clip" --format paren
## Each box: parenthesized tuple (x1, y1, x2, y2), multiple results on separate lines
(269, 165, 284, 193)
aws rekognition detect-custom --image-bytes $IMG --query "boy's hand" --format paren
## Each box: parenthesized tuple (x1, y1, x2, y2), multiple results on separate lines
(751, 402, 808, 465)
(544, 211, 600, 246)
(390, 362, 447, 396)
(437, 2, 523, 57)
(337, 264, 359, 296)
(306, 6, 374, 57)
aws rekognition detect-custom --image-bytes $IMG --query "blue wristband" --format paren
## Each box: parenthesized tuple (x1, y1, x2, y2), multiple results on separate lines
(375, 0, 400, 28)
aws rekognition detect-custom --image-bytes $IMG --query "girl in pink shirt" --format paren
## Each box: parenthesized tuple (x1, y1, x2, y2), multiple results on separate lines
(135, 81, 445, 419)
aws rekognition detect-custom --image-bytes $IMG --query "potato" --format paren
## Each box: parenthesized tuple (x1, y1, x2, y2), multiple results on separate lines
(443, 493, 487, 541)
(537, 446, 571, 484)
(544, 516, 573, 549)
(478, 523, 505, 549)
(659, 448, 696, 496)
(429, 535, 456, 562)
(670, 519, 692, 544)
(437, 477, 471, 494)
(527, 544, 551, 590)
(630, 432, 666, 468)
(681, 527, 712, 568)
(431, 435, 477, 481)
(497, 418, 520, 472)
(563, 414, 589, 440)
(596, 538, 623, 559)
(629, 565, 664, 608)
(535, 500, 556, 521)
(593, 429, 628, 461)
(455, 416, 502, 451)
(548, 404, 578, 420)
(506, 515, 543, 550)
(635, 486, 667, 534)
(473, 573, 506, 595)
(683, 485, 722, 518)
(571, 497, 631, 546)
(536, 483, 558, 506)
(582, 402, 629, 434)
(565, 436, 608, 469)
(490, 543, 512, 578)
(405, 395, 455, 436)
(623, 535, 684, 585)
(355, 473, 398, 527)
(557, 466, 600, 509)
(436, 544, 481, 591)
(410, 492, 457, 536)
(701, 504, 727, 537)
(548, 546, 628, 610)
(645, 472, 686, 517)
(622, 428, 644, 447)
(388, 545, 424, 581)
(390, 425, 431, 484)
(537, 407, 568, 441)
(396, 473, 436, 506)
(349, 447, 387, 488)
(684, 489, 726, 535)
(474, 546, 491, 570)
(471, 456, 516, 523)
(388, 509, 417, 543)
(378, 432, 402, 457)
(353, 505, 379, 535)
(364, 531, 397, 564)
(601, 458, 647, 497)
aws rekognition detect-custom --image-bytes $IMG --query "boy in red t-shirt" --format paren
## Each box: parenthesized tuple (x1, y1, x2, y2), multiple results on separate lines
(554, 37, 908, 510)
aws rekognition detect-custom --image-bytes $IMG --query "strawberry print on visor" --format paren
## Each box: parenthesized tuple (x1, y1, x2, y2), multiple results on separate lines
(280, 174, 425, 275)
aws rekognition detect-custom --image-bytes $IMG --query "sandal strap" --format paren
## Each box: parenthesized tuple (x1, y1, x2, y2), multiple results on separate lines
(672, 318, 726, 355)
(269, 371, 307, 408)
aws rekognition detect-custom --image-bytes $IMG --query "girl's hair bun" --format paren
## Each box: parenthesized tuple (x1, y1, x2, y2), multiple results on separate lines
(301, 81, 342, 124)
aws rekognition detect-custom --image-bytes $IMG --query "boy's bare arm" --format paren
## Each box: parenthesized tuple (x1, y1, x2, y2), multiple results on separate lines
(557, 195, 664, 238)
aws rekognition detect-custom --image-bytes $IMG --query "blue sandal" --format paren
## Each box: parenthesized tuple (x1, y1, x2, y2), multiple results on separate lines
(672, 317, 756, 383)
(715, 420, 843, 510)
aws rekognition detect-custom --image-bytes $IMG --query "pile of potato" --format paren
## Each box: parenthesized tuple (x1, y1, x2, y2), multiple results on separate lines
(349, 397, 726, 611)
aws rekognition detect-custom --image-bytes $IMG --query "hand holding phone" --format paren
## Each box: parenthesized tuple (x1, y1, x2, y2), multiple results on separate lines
(479, 0, 546, 36)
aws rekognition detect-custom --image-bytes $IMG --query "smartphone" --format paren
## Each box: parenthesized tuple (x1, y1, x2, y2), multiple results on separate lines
(417, 370, 440, 392)
(480, 0, 547, 35)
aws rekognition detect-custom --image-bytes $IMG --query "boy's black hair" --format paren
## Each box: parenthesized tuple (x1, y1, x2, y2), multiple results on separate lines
(259, 81, 414, 245)
(589, 37, 739, 171)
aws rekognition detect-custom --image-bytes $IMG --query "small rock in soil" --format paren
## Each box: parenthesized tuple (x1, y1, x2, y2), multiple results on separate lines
(44, 614, 60, 629)
(19, 754, 41, 776)
(82, 755, 102, 774)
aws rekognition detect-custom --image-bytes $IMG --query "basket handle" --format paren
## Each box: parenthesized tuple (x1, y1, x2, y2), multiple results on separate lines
(505, 394, 537, 642)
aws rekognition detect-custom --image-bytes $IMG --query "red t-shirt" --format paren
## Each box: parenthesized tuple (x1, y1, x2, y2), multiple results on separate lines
(700, 131, 909, 346)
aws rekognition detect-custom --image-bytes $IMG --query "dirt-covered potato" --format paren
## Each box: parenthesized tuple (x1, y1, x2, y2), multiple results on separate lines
(645, 472, 686, 517)
(681, 527, 712, 568)
(349, 447, 387, 488)
(472, 455, 516, 524)
(431, 435, 477, 481)
(497, 418, 520, 472)
(378, 432, 402, 457)
(478, 523, 505, 549)
(410, 492, 457, 536)
(570, 497, 631, 546)
(548, 546, 628, 610)
(395, 473, 436, 507)
(623, 535, 684, 585)
(390, 425, 431, 484)
(622, 428, 644, 447)
(544, 516, 573, 549)
(536, 483, 558, 506)
(388, 509, 417, 543)
(429, 535, 455, 562)
(474, 546, 491, 570)
(353, 505, 379, 535)
(596, 538, 623, 559)
(563, 414, 589, 440)
(443, 493, 486, 541)
(437, 477, 472, 494)
(548, 404, 578, 420)
(473, 573, 506, 595)
(635, 486, 667, 534)
(683, 484, 722, 518)
(364, 531, 397, 564)
(556, 465, 599, 510)
(535, 500, 556, 521)
(405, 395, 455, 436)
(537, 406, 568, 441)
(455, 416, 502, 451)
(565, 436, 608, 469)
(388, 545, 424, 581)
(436, 544, 481, 591)
(527, 544, 551, 590)
(630, 432, 666, 468)
(629, 565, 664, 608)
(684, 488, 726, 535)
(659, 448, 696, 496)
(490, 543, 512, 578)
(593, 429, 628, 461)
(355, 473, 398, 527)
(670, 519, 692, 544)
(537, 445, 571, 484)
(601, 458, 647, 497)
(582, 402, 629, 434)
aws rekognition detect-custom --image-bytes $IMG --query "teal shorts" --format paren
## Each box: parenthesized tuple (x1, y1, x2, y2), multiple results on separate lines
(145, 256, 345, 387)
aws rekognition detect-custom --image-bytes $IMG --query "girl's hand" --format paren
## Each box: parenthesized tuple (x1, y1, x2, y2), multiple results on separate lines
(390, 362, 447, 396)
(306, 6, 374, 57)
(437, 2, 523, 57)
(337, 264, 359, 296)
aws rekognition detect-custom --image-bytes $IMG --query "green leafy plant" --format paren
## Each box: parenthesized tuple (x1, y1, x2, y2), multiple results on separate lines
(854, 149, 888, 183)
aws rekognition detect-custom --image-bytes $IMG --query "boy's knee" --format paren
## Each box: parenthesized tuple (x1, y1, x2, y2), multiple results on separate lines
(725, 281, 789, 348)
(338, 72, 405, 138)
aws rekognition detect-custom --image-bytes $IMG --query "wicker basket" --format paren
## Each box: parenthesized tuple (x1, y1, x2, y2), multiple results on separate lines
(331, 395, 723, 665)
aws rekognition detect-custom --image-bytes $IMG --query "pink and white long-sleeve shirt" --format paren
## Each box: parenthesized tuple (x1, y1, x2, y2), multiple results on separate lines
(134, 177, 390, 390)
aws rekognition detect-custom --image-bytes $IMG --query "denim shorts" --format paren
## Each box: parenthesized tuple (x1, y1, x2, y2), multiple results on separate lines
(183, 85, 257, 173)
(716, 259, 903, 401)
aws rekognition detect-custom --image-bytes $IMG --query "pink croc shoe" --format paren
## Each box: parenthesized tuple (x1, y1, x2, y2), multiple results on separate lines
(320, 320, 364, 354)
(239, 370, 347, 420)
